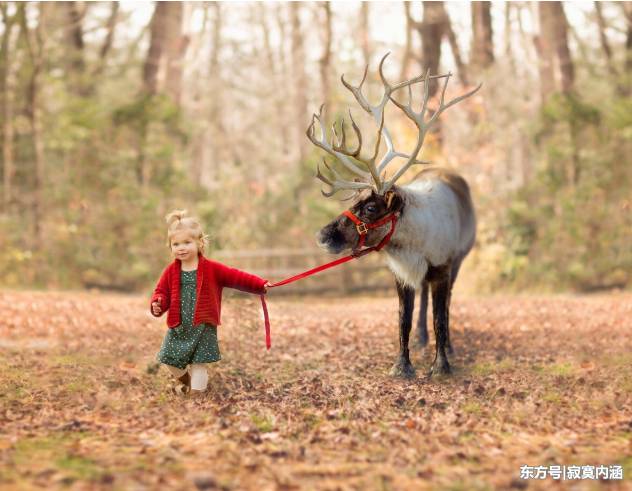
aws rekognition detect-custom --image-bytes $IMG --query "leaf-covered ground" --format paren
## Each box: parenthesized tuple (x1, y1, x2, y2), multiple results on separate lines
(0, 290, 631, 490)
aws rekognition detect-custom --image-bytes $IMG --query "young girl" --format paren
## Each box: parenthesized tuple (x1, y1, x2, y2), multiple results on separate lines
(151, 210, 268, 395)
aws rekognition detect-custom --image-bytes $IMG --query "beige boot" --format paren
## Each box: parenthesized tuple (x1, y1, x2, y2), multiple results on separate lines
(171, 372, 191, 395)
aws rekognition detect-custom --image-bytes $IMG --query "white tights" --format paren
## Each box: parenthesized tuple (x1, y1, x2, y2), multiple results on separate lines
(165, 364, 209, 391)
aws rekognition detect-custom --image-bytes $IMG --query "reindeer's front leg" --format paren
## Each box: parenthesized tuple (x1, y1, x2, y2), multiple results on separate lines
(390, 279, 416, 379)
(428, 266, 452, 376)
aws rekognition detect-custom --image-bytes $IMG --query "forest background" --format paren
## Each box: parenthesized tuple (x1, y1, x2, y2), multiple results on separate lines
(0, 1, 630, 295)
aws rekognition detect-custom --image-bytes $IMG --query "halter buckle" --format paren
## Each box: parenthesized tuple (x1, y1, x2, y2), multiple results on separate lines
(356, 222, 368, 235)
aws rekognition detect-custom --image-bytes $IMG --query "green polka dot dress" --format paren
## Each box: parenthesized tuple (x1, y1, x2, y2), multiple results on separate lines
(157, 269, 221, 369)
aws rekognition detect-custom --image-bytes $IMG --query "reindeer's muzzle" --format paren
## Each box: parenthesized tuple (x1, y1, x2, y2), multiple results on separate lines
(316, 220, 348, 254)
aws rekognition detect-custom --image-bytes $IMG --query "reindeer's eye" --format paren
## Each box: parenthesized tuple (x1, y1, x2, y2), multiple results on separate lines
(365, 203, 377, 214)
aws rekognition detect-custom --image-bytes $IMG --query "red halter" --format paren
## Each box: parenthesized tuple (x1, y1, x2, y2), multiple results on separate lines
(341, 209, 399, 255)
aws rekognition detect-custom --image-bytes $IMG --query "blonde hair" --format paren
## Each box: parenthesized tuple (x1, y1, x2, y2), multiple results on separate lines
(165, 209, 209, 254)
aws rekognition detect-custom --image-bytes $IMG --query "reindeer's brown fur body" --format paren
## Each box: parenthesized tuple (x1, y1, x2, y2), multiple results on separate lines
(413, 167, 474, 235)
(317, 167, 475, 377)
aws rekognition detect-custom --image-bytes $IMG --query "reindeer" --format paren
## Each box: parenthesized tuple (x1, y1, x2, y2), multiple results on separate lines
(307, 54, 480, 378)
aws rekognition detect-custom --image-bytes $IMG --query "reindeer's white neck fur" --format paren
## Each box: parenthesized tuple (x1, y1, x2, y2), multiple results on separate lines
(384, 178, 475, 289)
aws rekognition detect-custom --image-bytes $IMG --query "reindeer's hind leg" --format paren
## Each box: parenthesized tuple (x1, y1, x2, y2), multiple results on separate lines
(428, 264, 452, 376)
(416, 281, 429, 349)
(445, 258, 464, 356)
(445, 288, 454, 356)
(390, 279, 416, 379)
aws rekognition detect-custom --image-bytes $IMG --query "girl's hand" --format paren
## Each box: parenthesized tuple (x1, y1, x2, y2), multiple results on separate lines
(263, 281, 271, 294)
(151, 301, 162, 315)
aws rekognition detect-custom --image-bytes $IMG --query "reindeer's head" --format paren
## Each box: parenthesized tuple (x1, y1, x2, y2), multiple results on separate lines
(317, 188, 404, 254)
(307, 53, 481, 254)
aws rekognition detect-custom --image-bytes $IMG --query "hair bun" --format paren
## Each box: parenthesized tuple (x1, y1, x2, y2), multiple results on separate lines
(165, 209, 208, 254)
(165, 209, 188, 227)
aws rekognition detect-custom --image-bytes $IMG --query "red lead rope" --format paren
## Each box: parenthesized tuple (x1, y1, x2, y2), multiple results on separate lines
(259, 212, 398, 349)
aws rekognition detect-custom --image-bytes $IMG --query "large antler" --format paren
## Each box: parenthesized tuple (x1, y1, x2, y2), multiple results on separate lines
(307, 52, 482, 197)
(379, 56, 482, 193)
(306, 104, 374, 197)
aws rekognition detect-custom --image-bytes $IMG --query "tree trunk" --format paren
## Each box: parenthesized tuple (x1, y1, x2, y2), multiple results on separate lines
(358, 2, 374, 103)
(535, 3, 556, 103)
(420, 1, 447, 97)
(139, 2, 186, 188)
(60, 2, 84, 71)
(258, 3, 276, 76)
(207, 3, 238, 172)
(504, 2, 516, 76)
(143, 1, 185, 100)
(536, 2, 578, 185)
(164, 3, 186, 107)
(59, 1, 87, 96)
(143, 2, 166, 95)
(208, 1, 225, 168)
(209, 2, 222, 117)
(319, 3, 332, 119)
(594, 2, 617, 77)
(400, 2, 413, 80)
(188, 4, 208, 185)
(556, 3, 577, 184)
(444, 9, 468, 85)
(537, 1, 574, 101)
(626, 3, 632, 70)
(92, 1, 119, 78)
(622, 2, 632, 94)
(290, 3, 307, 163)
(19, 3, 46, 245)
(257, 3, 283, 164)
(275, 4, 290, 157)
(359, 2, 371, 69)
(470, 1, 494, 74)
(515, 2, 538, 77)
(139, 1, 167, 187)
(552, 3, 574, 95)
(1, 4, 17, 213)
(408, 3, 466, 85)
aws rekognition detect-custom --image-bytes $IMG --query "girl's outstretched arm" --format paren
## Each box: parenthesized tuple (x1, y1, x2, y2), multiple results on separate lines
(213, 261, 267, 295)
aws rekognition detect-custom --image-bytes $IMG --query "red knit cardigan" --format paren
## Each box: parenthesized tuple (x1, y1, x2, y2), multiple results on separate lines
(150, 255, 267, 328)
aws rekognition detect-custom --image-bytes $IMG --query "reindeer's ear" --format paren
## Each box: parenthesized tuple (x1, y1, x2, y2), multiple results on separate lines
(385, 190, 404, 212)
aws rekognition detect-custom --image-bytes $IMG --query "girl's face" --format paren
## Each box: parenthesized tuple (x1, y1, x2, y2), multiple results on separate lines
(170, 230, 199, 261)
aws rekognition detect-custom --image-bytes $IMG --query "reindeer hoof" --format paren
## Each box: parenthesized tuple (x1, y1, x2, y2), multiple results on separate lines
(389, 359, 416, 379)
(427, 360, 451, 377)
